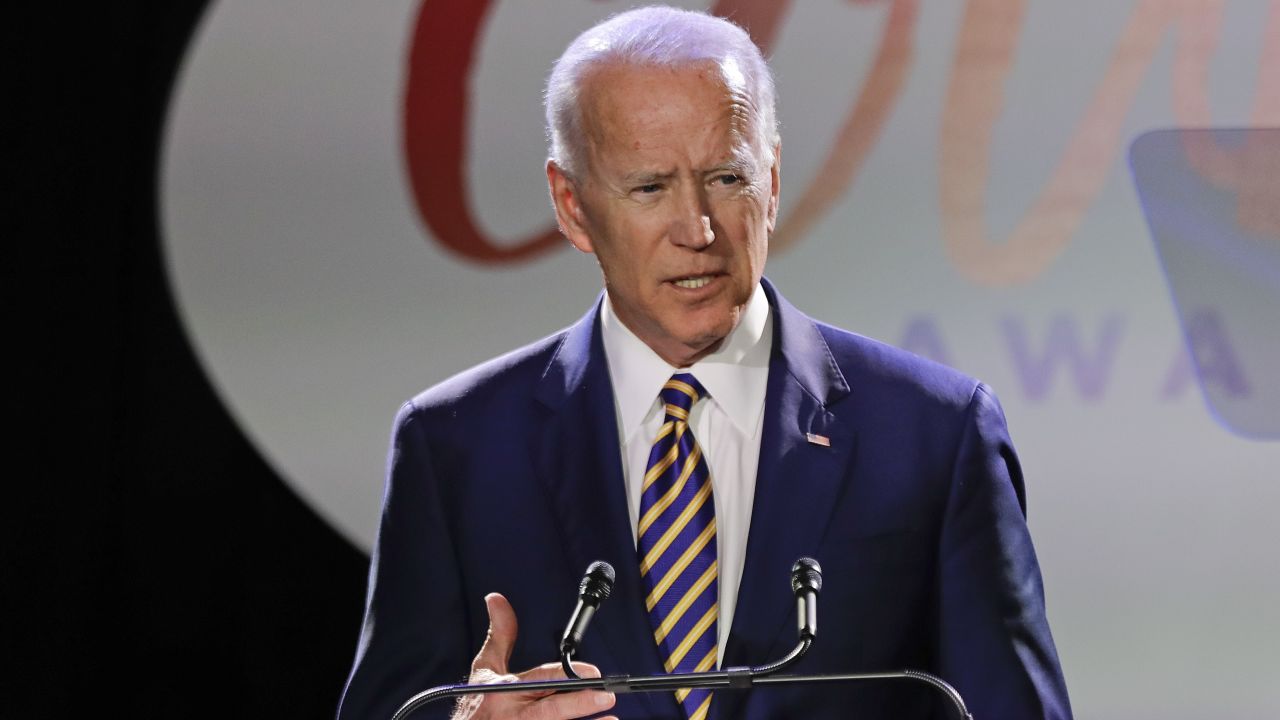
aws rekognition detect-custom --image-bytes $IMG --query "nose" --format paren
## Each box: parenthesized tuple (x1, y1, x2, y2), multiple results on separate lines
(669, 185, 715, 249)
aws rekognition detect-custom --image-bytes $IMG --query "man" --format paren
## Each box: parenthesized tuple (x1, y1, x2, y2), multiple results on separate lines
(340, 6, 1072, 720)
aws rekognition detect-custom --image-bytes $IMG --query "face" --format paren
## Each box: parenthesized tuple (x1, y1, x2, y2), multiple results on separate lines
(548, 61, 780, 367)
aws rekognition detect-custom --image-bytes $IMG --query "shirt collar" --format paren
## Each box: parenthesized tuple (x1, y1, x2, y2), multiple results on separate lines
(601, 282, 773, 442)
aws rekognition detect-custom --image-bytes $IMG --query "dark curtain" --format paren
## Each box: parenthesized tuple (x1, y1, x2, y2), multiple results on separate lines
(10, 3, 369, 716)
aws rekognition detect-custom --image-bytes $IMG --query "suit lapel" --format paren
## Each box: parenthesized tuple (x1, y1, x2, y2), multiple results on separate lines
(531, 299, 673, 716)
(715, 281, 858, 720)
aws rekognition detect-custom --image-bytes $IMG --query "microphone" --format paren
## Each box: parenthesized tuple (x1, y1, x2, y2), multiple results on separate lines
(559, 561, 615, 674)
(791, 557, 822, 641)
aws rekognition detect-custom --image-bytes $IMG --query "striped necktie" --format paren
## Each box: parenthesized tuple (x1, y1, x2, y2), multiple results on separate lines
(637, 373, 718, 720)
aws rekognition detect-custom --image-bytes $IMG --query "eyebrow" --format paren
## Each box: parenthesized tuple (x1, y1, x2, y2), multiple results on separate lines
(621, 156, 758, 186)
(622, 170, 675, 186)
(710, 143, 763, 175)
(709, 156, 756, 176)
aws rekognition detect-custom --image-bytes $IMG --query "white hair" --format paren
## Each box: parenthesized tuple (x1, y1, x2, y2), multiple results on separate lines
(544, 5, 779, 179)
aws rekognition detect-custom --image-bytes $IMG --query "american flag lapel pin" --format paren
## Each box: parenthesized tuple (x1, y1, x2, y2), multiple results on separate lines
(805, 432, 831, 447)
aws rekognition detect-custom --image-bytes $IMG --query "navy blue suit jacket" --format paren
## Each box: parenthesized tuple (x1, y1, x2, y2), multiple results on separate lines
(339, 280, 1072, 719)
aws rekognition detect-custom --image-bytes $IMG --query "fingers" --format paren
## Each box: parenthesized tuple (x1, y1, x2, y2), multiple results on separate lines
(464, 595, 615, 719)
(518, 661, 602, 683)
(517, 662, 613, 719)
(520, 685, 616, 720)
(460, 665, 615, 720)
(472, 593, 518, 677)
(468, 668, 518, 686)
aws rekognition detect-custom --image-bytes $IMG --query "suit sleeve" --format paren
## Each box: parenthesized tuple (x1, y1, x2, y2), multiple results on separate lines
(935, 384, 1073, 720)
(338, 403, 471, 720)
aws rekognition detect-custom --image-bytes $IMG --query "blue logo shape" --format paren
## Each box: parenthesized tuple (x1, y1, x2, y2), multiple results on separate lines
(1131, 128, 1280, 441)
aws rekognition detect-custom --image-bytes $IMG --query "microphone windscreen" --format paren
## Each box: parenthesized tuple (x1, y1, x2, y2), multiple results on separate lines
(791, 557, 823, 594)
(581, 560, 616, 601)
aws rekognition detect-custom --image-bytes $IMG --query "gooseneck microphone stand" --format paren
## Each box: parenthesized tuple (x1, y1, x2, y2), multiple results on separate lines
(391, 558, 973, 720)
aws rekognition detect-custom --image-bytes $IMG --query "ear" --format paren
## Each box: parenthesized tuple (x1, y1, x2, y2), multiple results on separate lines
(766, 141, 782, 233)
(547, 160, 595, 254)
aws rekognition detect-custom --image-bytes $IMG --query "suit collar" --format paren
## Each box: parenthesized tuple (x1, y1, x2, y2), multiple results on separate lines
(600, 283, 773, 444)
(532, 298, 599, 412)
(536, 280, 835, 407)
(761, 277, 850, 407)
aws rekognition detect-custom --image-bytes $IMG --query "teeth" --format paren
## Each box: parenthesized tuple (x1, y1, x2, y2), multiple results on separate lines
(674, 276, 711, 289)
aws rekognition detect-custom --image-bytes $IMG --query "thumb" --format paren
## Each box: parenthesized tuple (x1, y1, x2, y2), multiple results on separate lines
(472, 593, 518, 677)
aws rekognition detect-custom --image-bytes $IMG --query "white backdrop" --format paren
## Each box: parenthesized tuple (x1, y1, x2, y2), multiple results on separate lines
(160, 1, 1280, 716)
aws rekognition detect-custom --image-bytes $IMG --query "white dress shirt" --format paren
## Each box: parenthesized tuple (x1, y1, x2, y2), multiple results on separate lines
(600, 283, 773, 663)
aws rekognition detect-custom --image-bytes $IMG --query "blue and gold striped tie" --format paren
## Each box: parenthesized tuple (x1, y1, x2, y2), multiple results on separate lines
(638, 373, 718, 720)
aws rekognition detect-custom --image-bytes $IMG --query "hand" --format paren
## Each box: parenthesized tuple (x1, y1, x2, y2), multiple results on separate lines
(451, 593, 617, 720)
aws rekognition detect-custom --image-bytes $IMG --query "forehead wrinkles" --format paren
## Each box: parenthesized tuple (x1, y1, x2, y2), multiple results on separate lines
(725, 88, 761, 163)
(711, 56, 766, 166)
(717, 56, 757, 143)
(580, 62, 762, 175)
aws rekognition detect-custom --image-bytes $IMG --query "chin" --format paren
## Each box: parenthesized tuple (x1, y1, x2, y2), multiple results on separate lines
(675, 317, 735, 353)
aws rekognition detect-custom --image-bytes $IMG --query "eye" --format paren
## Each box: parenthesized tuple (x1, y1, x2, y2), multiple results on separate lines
(714, 173, 744, 186)
(634, 183, 662, 194)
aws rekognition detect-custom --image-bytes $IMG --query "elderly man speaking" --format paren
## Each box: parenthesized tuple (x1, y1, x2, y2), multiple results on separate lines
(339, 6, 1072, 720)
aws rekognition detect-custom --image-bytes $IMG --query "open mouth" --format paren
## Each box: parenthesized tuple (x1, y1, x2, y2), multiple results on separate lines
(671, 275, 715, 290)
